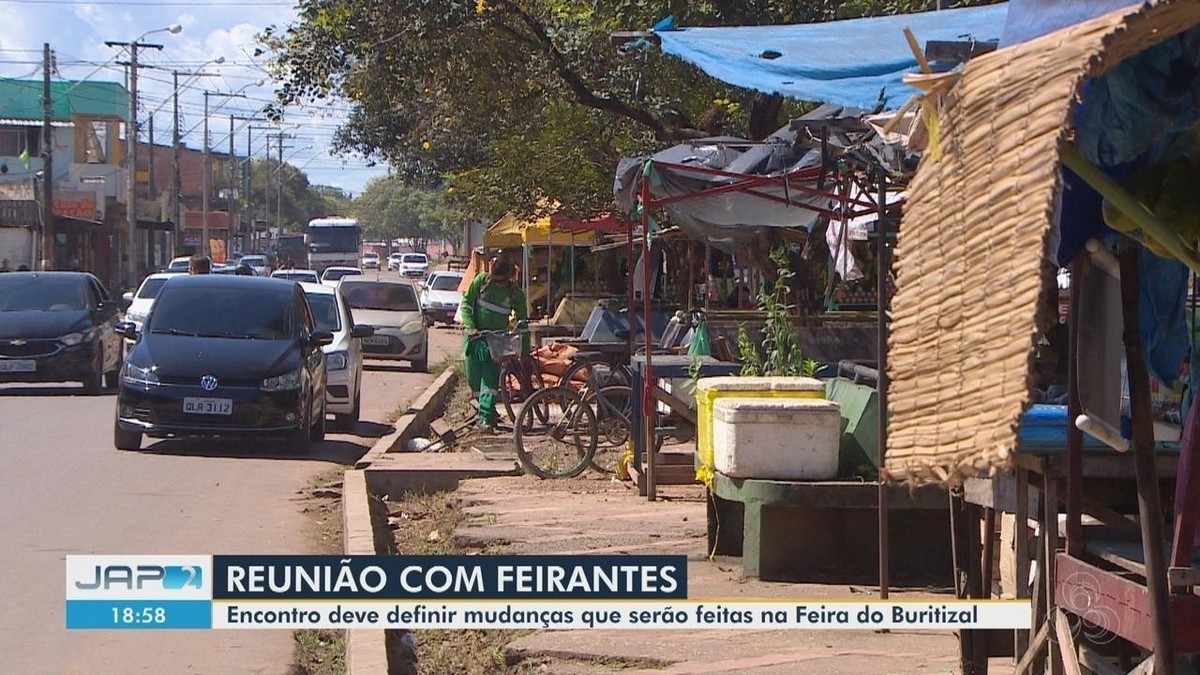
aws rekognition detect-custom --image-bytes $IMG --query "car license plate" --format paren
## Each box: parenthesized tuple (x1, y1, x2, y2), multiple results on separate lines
(183, 398, 233, 415)
(0, 359, 36, 373)
(363, 336, 389, 346)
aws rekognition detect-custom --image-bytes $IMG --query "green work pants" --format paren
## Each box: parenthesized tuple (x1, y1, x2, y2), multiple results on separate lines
(465, 336, 501, 426)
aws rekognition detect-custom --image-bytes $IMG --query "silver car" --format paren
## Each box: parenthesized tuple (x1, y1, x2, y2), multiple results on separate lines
(339, 278, 428, 372)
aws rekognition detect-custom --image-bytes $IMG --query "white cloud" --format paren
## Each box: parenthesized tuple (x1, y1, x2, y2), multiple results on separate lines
(0, 0, 387, 194)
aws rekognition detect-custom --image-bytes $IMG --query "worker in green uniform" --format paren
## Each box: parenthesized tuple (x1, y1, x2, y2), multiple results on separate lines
(461, 258, 529, 431)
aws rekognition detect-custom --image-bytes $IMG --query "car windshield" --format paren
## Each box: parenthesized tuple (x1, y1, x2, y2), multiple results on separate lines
(136, 278, 169, 299)
(167, 260, 189, 272)
(0, 276, 90, 312)
(323, 268, 361, 281)
(241, 256, 266, 265)
(148, 286, 296, 339)
(341, 282, 418, 311)
(429, 275, 461, 291)
(304, 293, 341, 332)
(402, 254, 426, 264)
(363, 253, 378, 259)
(274, 271, 318, 282)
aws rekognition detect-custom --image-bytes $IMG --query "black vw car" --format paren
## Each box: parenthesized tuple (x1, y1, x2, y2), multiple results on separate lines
(0, 272, 124, 394)
(114, 275, 332, 452)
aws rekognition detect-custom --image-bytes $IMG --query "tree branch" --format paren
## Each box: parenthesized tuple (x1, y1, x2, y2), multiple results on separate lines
(491, 0, 695, 142)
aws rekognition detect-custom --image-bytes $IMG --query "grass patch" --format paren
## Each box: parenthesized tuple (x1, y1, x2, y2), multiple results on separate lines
(292, 470, 348, 675)
(287, 629, 345, 675)
(389, 491, 465, 555)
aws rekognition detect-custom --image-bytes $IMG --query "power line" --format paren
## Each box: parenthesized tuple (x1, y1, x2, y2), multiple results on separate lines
(0, 0, 289, 4)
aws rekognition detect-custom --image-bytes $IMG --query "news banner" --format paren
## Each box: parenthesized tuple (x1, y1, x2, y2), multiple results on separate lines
(66, 555, 1029, 630)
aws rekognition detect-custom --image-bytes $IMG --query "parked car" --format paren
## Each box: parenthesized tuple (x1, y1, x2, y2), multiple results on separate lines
(113, 275, 332, 452)
(239, 254, 270, 276)
(320, 266, 363, 286)
(398, 253, 429, 278)
(163, 256, 192, 274)
(120, 273, 177, 356)
(420, 271, 464, 326)
(0, 272, 124, 394)
(361, 252, 380, 270)
(299, 282, 373, 429)
(272, 269, 321, 284)
(386, 253, 404, 272)
(339, 278, 428, 371)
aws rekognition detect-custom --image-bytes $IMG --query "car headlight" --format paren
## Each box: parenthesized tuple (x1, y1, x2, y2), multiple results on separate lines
(60, 329, 95, 346)
(261, 368, 303, 391)
(400, 320, 425, 334)
(326, 351, 348, 371)
(123, 361, 160, 386)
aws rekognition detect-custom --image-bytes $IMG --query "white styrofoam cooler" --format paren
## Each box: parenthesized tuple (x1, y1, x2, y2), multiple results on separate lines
(712, 397, 841, 480)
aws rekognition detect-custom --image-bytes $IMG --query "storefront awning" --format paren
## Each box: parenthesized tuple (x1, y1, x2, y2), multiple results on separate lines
(483, 212, 598, 248)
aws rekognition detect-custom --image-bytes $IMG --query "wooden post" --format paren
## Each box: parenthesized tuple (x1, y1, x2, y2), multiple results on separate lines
(1117, 245, 1178, 675)
(641, 161, 656, 502)
(876, 169, 891, 602)
(1015, 467, 1031, 659)
(1043, 461, 1061, 675)
(1067, 259, 1084, 556)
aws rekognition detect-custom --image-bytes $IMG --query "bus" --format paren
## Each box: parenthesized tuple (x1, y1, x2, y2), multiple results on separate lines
(275, 233, 309, 270)
(306, 217, 362, 273)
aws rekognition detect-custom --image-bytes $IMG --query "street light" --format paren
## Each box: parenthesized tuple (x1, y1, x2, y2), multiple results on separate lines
(106, 23, 181, 289)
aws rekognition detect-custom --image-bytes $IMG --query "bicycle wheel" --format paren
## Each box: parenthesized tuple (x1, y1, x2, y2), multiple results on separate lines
(513, 387, 597, 479)
(590, 385, 633, 474)
(503, 360, 549, 429)
(560, 360, 630, 390)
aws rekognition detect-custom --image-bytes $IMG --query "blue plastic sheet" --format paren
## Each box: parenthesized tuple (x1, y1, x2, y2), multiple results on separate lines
(654, 4, 1008, 110)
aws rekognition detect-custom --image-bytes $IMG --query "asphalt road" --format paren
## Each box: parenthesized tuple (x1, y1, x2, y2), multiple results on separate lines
(0, 296, 460, 675)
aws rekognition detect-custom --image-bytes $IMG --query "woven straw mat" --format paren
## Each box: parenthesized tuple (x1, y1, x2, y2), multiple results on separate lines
(884, 0, 1200, 486)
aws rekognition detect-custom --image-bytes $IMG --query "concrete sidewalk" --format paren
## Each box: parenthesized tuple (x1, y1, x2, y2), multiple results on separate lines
(451, 476, 962, 675)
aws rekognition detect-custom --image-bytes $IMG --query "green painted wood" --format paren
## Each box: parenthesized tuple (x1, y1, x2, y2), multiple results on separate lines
(825, 377, 880, 475)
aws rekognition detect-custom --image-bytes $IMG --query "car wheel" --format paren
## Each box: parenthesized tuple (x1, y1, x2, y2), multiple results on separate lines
(113, 417, 142, 451)
(334, 390, 361, 430)
(309, 398, 326, 442)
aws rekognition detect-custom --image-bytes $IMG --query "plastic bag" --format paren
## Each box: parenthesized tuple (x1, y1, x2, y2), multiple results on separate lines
(688, 320, 711, 357)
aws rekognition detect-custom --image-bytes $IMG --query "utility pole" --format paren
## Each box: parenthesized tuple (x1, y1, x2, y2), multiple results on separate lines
(278, 135, 284, 232)
(107, 39, 165, 288)
(229, 115, 237, 255)
(202, 92, 211, 258)
(172, 71, 182, 255)
(147, 114, 156, 270)
(40, 43, 53, 271)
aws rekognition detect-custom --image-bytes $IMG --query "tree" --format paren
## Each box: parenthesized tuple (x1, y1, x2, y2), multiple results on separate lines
(354, 177, 464, 251)
(263, 0, 996, 217)
(245, 157, 345, 231)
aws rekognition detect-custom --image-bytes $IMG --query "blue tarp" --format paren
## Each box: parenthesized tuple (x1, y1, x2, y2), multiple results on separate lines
(655, 3, 1009, 110)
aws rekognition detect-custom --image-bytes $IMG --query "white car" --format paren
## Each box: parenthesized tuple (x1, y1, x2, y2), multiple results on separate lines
(386, 253, 404, 272)
(300, 282, 372, 428)
(239, 254, 270, 276)
(340, 278, 428, 371)
(420, 271, 464, 326)
(120, 273, 178, 355)
(271, 269, 321, 284)
(321, 266, 364, 286)
(361, 252, 380, 270)
(163, 256, 191, 274)
(398, 253, 429, 278)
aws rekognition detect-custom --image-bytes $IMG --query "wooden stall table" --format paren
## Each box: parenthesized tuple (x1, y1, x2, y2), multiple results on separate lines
(629, 354, 742, 500)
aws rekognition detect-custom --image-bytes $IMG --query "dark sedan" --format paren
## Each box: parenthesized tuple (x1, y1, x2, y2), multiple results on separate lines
(0, 272, 124, 394)
(114, 275, 332, 452)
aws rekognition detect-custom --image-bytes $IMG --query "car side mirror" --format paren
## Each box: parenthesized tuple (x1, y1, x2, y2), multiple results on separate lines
(310, 330, 334, 347)
(121, 291, 134, 306)
(116, 321, 139, 340)
(350, 324, 375, 339)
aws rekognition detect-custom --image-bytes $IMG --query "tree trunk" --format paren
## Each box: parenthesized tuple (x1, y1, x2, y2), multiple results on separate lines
(748, 94, 784, 140)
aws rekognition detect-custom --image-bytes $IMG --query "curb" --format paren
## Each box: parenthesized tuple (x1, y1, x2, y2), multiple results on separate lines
(354, 368, 459, 470)
(342, 470, 390, 675)
(344, 367, 459, 675)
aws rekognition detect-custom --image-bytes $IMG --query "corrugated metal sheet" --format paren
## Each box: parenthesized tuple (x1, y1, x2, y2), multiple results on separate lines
(0, 80, 128, 122)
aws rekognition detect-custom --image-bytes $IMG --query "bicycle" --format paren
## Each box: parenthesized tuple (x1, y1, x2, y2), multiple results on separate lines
(513, 352, 634, 478)
(471, 327, 549, 431)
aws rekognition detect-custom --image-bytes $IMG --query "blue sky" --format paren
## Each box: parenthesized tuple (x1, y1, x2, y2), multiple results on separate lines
(0, 0, 388, 196)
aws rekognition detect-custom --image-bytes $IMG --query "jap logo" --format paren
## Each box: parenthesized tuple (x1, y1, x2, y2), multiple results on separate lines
(200, 375, 219, 391)
(75, 565, 203, 591)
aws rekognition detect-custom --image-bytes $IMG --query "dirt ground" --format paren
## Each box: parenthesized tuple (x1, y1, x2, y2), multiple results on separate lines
(386, 474, 966, 675)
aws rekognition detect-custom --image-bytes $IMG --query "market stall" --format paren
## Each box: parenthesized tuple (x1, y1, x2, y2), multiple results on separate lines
(884, 1, 1200, 672)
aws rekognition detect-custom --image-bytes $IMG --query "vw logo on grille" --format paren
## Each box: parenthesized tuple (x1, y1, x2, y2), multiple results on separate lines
(9, 339, 26, 346)
(199, 375, 219, 391)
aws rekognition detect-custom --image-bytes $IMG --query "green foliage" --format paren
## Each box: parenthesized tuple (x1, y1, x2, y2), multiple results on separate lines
(245, 157, 347, 230)
(739, 246, 818, 378)
(354, 176, 465, 249)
